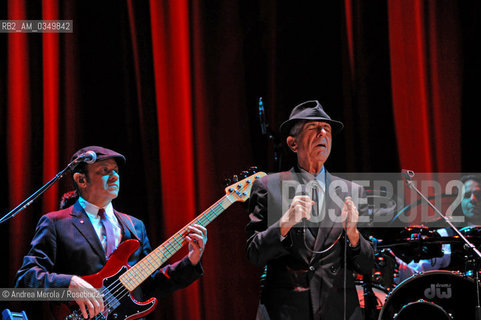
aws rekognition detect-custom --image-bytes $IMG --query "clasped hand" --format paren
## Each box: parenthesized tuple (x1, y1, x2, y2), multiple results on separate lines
(280, 195, 359, 246)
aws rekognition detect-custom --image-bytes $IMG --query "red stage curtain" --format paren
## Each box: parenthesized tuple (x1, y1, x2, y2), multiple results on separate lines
(149, 0, 201, 318)
(344, 0, 356, 82)
(2, 1, 471, 319)
(6, 0, 74, 286)
(388, 0, 462, 172)
(147, 2, 258, 318)
(7, 0, 31, 286)
(42, 0, 60, 213)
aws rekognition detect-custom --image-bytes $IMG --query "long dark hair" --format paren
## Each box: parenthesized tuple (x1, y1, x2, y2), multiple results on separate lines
(59, 190, 79, 209)
(59, 162, 89, 209)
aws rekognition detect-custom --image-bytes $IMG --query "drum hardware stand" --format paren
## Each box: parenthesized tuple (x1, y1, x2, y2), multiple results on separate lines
(402, 170, 481, 320)
(362, 236, 382, 320)
(362, 275, 379, 320)
(472, 257, 481, 320)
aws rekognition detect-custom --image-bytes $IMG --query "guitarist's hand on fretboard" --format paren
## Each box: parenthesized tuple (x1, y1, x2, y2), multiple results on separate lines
(69, 275, 104, 319)
(186, 224, 208, 265)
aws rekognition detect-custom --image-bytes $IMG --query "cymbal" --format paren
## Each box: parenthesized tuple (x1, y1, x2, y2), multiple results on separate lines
(367, 193, 397, 218)
(390, 193, 457, 223)
(376, 235, 481, 248)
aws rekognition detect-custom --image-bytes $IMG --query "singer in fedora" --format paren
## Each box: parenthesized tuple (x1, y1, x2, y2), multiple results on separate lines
(15, 146, 208, 319)
(246, 101, 374, 320)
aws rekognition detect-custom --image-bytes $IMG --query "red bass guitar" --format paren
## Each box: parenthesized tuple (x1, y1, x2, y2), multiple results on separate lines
(57, 171, 265, 319)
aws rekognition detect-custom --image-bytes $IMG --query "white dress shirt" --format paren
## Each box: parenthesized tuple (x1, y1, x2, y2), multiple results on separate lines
(78, 197, 122, 252)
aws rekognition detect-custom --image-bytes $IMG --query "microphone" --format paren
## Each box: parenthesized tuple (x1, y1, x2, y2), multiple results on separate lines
(311, 185, 319, 217)
(401, 169, 415, 181)
(369, 236, 379, 251)
(72, 151, 97, 164)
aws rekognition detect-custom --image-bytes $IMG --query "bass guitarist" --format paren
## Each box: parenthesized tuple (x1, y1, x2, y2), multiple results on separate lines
(15, 146, 207, 319)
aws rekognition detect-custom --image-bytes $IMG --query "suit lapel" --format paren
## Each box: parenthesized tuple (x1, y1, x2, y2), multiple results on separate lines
(71, 201, 106, 262)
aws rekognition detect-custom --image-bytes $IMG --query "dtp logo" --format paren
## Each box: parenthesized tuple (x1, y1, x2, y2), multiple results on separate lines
(424, 283, 452, 299)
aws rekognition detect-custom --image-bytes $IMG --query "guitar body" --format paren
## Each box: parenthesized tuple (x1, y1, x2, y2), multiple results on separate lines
(56, 239, 157, 320)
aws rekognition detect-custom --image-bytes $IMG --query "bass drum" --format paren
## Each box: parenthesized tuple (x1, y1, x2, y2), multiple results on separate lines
(392, 300, 451, 319)
(378, 271, 479, 320)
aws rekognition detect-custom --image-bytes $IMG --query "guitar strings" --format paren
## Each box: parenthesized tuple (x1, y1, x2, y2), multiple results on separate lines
(80, 237, 182, 319)
(68, 233, 183, 319)
(103, 204, 222, 315)
(76, 174, 249, 317)
(94, 220, 203, 317)
(101, 237, 183, 313)
(71, 188, 240, 319)
(75, 208, 219, 319)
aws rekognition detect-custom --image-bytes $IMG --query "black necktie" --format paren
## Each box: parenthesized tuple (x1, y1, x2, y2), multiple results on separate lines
(309, 186, 320, 238)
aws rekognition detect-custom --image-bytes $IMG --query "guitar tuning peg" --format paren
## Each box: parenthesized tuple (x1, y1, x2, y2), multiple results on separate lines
(232, 175, 238, 183)
(240, 171, 249, 178)
(224, 178, 232, 187)
(249, 166, 258, 174)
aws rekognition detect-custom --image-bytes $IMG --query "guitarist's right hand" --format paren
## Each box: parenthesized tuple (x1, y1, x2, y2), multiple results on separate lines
(69, 275, 104, 319)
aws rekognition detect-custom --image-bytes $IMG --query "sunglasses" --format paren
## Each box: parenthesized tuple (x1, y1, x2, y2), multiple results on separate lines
(464, 190, 481, 199)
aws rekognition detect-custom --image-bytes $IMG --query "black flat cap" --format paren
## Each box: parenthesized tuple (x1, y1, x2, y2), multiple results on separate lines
(71, 146, 126, 165)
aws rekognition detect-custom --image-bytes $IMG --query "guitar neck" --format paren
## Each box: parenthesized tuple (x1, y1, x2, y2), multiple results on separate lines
(119, 194, 235, 291)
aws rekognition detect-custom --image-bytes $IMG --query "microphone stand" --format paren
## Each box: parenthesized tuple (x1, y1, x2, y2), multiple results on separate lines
(0, 159, 81, 224)
(258, 97, 283, 171)
(402, 170, 481, 320)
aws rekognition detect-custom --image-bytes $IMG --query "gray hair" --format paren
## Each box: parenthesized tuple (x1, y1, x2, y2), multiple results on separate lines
(288, 120, 307, 137)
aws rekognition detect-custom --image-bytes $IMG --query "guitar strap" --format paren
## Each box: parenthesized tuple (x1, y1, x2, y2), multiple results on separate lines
(115, 211, 141, 243)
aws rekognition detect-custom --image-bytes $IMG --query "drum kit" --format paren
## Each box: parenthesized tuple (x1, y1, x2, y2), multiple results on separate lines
(358, 223, 481, 320)
(353, 172, 481, 319)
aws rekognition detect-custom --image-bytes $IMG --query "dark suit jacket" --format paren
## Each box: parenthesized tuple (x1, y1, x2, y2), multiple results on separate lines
(15, 201, 203, 318)
(246, 167, 374, 320)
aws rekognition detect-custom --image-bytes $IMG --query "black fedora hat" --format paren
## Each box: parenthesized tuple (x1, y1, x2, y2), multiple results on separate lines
(71, 146, 126, 165)
(280, 100, 344, 139)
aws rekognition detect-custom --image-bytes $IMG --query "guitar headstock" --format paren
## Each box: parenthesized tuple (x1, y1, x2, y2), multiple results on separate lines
(225, 167, 266, 202)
